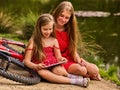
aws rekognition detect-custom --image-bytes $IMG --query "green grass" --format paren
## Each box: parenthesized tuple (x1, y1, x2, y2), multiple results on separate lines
(0, 33, 27, 43)
(100, 65, 120, 85)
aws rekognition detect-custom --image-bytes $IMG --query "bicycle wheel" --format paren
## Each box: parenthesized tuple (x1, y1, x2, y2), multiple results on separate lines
(0, 53, 41, 85)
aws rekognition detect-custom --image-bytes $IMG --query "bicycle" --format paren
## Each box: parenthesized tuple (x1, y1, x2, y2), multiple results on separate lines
(0, 38, 41, 85)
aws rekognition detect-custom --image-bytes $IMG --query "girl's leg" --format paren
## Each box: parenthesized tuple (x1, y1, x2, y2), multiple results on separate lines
(52, 65, 68, 76)
(68, 74, 83, 79)
(38, 69, 70, 83)
(37, 69, 89, 87)
(67, 63, 87, 76)
(85, 62, 101, 80)
(52, 65, 90, 83)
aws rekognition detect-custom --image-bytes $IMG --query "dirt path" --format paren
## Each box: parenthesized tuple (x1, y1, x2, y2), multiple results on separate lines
(0, 76, 119, 90)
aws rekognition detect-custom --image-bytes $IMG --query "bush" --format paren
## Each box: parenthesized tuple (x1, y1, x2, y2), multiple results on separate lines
(100, 64, 120, 85)
(0, 12, 15, 33)
(17, 11, 39, 40)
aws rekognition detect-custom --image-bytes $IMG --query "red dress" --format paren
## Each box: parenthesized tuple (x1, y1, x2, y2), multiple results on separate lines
(32, 47, 58, 66)
(43, 47, 58, 66)
(55, 30, 76, 70)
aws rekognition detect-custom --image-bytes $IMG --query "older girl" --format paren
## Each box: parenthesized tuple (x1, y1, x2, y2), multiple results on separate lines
(52, 1, 101, 80)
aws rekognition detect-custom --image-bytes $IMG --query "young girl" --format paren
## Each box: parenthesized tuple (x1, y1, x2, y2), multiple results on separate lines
(23, 13, 89, 87)
(52, 1, 101, 80)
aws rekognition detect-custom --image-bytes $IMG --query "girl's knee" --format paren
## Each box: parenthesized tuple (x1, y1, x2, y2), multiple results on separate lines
(37, 69, 47, 76)
(52, 66, 68, 76)
(88, 63, 99, 75)
(79, 67, 87, 76)
(92, 64, 99, 72)
(74, 66, 87, 76)
(68, 64, 87, 76)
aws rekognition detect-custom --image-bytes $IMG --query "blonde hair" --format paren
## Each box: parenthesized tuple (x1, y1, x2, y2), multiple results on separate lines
(52, 1, 79, 59)
(32, 13, 55, 62)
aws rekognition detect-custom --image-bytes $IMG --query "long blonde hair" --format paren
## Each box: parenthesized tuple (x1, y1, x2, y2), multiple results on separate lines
(32, 13, 55, 62)
(52, 1, 79, 59)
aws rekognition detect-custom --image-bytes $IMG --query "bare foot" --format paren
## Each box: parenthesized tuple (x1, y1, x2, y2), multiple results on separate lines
(90, 74, 102, 81)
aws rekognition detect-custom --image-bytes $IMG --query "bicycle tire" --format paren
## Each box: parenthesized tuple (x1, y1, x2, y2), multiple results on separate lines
(0, 69, 40, 85)
(0, 52, 41, 85)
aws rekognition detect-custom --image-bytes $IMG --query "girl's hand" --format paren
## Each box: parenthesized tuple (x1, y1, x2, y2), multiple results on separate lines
(77, 58, 87, 67)
(35, 63, 46, 70)
(60, 57, 68, 62)
(75, 52, 87, 67)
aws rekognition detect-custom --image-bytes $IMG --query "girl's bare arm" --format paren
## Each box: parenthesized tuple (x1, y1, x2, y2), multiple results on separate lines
(53, 39, 67, 61)
(75, 52, 87, 66)
(23, 38, 45, 70)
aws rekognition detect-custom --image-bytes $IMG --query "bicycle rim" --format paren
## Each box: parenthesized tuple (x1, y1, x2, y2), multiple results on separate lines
(0, 55, 41, 85)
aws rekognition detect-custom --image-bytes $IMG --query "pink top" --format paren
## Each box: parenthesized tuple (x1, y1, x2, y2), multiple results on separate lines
(43, 47, 58, 66)
(32, 47, 58, 66)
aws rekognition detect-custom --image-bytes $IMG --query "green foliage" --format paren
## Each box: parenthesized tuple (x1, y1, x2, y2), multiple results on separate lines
(17, 11, 39, 40)
(70, 0, 120, 13)
(77, 17, 120, 65)
(77, 29, 106, 59)
(0, 12, 15, 33)
(99, 69, 109, 78)
(0, 0, 58, 17)
(0, 33, 27, 43)
(100, 65, 120, 85)
(108, 65, 117, 76)
(84, 55, 104, 66)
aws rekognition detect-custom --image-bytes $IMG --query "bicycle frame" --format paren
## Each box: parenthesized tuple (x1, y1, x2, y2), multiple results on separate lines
(0, 39, 26, 62)
(0, 38, 41, 84)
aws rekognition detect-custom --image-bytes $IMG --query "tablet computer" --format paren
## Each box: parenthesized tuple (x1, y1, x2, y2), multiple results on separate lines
(44, 60, 67, 68)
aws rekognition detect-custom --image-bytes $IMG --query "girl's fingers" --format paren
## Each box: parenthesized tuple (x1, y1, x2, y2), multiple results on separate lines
(37, 64, 46, 69)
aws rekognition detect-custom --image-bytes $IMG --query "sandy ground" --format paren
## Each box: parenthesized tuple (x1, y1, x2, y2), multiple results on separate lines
(0, 76, 119, 90)
(0, 62, 120, 90)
